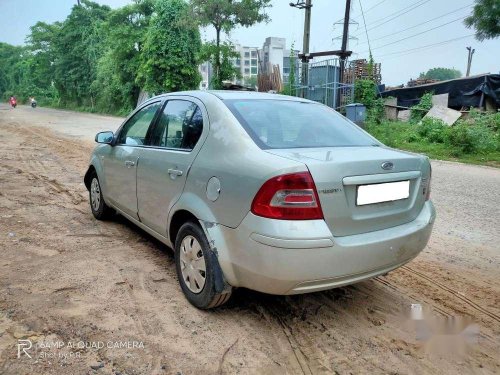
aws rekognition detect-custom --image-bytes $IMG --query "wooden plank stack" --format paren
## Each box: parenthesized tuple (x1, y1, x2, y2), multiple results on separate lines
(406, 78, 439, 87)
(257, 64, 283, 92)
(344, 59, 382, 84)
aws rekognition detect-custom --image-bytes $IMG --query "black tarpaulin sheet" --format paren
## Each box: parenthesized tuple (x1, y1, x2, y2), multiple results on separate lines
(381, 74, 500, 109)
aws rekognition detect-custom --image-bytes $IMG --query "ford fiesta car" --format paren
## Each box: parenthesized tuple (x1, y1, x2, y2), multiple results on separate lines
(84, 91, 435, 309)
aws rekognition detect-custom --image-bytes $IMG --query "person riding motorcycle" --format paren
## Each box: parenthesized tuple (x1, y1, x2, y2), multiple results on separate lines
(29, 96, 37, 108)
(9, 96, 17, 108)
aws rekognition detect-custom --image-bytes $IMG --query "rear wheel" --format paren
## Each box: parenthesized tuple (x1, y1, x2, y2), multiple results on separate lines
(175, 222, 231, 309)
(89, 172, 113, 220)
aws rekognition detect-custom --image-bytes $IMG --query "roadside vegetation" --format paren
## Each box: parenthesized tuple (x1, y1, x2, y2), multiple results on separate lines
(367, 113, 500, 167)
(0, 0, 270, 115)
(357, 82, 500, 167)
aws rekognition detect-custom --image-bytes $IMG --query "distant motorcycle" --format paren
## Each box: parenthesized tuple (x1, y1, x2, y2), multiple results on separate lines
(31, 100, 37, 108)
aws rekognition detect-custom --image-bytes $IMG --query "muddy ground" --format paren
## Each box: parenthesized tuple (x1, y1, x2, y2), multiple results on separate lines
(0, 104, 499, 375)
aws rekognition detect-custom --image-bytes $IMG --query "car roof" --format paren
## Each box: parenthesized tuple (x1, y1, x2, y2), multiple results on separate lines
(151, 90, 312, 103)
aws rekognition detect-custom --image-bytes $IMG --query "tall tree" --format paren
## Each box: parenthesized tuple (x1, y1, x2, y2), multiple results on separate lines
(53, 0, 110, 107)
(190, 0, 271, 88)
(465, 0, 500, 41)
(25, 21, 62, 100)
(198, 41, 240, 88)
(93, 0, 155, 113)
(137, 0, 202, 94)
(0, 43, 25, 99)
(419, 67, 462, 81)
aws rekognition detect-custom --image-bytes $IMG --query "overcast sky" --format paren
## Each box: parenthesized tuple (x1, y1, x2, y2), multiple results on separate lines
(0, 0, 498, 85)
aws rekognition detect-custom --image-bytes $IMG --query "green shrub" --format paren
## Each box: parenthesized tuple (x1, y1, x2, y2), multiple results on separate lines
(367, 97, 385, 124)
(410, 92, 433, 122)
(417, 117, 447, 143)
(447, 124, 474, 153)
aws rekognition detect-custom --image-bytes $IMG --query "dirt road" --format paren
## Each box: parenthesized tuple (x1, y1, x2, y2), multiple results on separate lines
(0, 104, 499, 374)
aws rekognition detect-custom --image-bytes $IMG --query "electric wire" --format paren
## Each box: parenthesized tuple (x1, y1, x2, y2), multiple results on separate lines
(374, 34, 475, 59)
(353, 0, 432, 37)
(358, 0, 372, 56)
(348, 0, 391, 23)
(356, 3, 473, 46)
(357, 15, 467, 54)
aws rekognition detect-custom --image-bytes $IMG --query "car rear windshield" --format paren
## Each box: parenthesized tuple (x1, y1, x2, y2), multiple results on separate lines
(224, 99, 377, 149)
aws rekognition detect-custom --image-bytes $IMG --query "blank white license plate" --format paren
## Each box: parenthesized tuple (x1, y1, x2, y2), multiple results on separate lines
(357, 180, 410, 206)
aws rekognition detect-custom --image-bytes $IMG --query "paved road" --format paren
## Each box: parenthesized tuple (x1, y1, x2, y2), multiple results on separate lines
(0, 104, 499, 374)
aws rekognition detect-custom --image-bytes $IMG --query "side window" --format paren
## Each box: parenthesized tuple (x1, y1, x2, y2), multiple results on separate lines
(117, 102, 161, 146)
(151, 100, 203, 150)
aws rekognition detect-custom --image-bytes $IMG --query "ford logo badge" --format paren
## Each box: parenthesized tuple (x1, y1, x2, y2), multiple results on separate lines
(381, 162, 394, 170)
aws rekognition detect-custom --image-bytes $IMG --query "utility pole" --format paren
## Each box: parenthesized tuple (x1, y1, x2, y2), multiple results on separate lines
(290, 1, 313, 97)
(339, 0, 352, 84)
(466, 46, 475, 77)
(77, 0, 81, 5)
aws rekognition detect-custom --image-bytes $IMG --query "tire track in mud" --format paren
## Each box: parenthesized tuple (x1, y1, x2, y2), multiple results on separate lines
(374, 276, 452, 317)
(4, 125, 88, 207)
(253, 304, 313, 375)
(401, 265, 500, 323)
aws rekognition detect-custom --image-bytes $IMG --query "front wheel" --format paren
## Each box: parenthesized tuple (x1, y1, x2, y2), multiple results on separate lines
(175, 222, 231, 309)
(89, 172, 114, 220)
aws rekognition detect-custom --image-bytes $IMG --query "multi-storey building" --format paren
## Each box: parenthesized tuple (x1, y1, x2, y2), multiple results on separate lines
(233, 43, 259, 84)
(198, 37, 298, 89)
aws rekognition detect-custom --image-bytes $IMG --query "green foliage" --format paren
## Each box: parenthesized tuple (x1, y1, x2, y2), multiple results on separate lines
(0, 43, 24, 100)
(353, 78, 384, 124)
(93, 0, 155, 113)
(53, 1, 111, 107)
(281, 42, 296, 96)
(465, 0, 500, 41)
(354, 79, 377, 108)
(366, 111, 500, 165)
(137, 0, 202, 94)
(199, 42, 240, 89)
(418, 67, 462, 81)
(190, 0, 271, 88)
(417, 117, 447, 143)
(410, 92, 433, 122)
(0, 0, 207, 115)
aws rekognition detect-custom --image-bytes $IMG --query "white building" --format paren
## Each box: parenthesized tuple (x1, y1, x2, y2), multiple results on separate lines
(233, 43, 259, 84)
(198, 37, 298, 89)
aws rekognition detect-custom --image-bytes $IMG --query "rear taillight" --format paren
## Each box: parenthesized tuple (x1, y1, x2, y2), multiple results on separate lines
(424, 166, 432, 200)
(251, 172, 324, 220)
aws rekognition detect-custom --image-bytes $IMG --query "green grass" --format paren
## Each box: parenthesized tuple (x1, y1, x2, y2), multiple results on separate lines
(365, 120, 500, 168)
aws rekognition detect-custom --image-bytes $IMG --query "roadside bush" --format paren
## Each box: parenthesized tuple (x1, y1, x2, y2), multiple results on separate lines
(367, 97, 385, 124)
(447, 122, 498, 154)
(447, 124, 475, 153)
(417, 117, 447, 143)
(410, 92, 433, 123)
(466, 109, 500, 132)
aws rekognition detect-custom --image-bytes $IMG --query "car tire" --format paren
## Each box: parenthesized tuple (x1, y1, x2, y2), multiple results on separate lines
(88, 172, 114, 220)
(175, 221, 232, 309)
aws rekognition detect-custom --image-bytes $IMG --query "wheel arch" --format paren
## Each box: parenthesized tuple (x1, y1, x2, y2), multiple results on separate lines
(169, 210, 199, 247)
(83, 165, 96, 190)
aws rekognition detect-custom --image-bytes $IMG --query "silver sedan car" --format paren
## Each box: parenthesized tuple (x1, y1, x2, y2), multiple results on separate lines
(84, 91, 435, 309)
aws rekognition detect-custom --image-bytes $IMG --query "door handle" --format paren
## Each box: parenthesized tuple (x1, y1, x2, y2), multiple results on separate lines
(125, 160, 135, 167)
(168, 168, 183, 177)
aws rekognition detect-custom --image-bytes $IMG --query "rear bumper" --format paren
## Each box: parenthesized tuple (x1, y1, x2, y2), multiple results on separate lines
(206, 201, 435, 295)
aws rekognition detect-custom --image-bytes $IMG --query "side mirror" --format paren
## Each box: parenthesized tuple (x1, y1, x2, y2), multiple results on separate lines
(95, 131, 114, 144)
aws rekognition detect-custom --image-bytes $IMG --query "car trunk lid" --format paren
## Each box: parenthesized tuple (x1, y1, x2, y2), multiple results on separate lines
(266, 146, 429, 236)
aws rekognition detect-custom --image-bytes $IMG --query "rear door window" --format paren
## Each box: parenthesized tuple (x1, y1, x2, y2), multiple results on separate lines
(225, 99, 377, 149)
